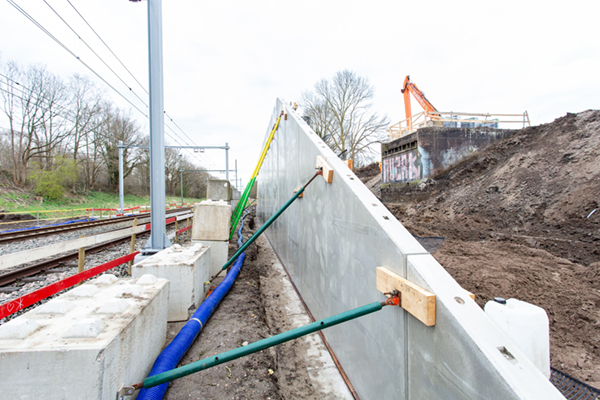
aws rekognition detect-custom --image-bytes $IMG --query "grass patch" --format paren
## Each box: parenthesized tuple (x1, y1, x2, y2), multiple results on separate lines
(0, 190, 204, 218)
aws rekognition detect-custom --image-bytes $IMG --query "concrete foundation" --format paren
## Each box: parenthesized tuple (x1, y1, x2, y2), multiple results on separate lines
(192, 200, 231, 241)
(0, 274, 169, 400)
(258, 99, 563, 399)
(132, 244, 209, 321)
(207, 179, 232, 201)
(192, 240, 228, 278)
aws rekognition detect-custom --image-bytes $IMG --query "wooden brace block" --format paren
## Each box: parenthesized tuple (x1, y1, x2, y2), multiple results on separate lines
(316, 156, 333, 183)
(293, 187, 304, 198)
(376, 267, 436, 326)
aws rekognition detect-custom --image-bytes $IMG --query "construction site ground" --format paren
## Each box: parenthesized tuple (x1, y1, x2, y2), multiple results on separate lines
(357, 109, 600, 388)
(163, 214, 348, 400)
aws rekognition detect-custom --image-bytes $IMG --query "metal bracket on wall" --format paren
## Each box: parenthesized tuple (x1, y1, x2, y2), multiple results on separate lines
(376, 266, 436, 326)
(316, 156, 333, 183)
(293, 187, 304, 198)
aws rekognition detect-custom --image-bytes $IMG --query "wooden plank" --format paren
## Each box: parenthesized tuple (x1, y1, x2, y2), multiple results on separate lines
(376, 266, 436, 326)
(316, 155, 333, 183)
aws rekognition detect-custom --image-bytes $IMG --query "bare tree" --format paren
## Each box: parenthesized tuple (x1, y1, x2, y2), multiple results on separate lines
(302, 70, 389, 165)
(67, 75, 106, 163)
(1, 62, 71, 185)
(99, 107, 143, 189)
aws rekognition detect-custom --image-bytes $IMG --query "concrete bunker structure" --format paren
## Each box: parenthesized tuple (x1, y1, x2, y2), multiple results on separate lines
(381, 126, 516, 184)
(258, 99, 563, 399)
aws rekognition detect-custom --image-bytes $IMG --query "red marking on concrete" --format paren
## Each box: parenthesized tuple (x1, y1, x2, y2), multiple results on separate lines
(0, 252, 140, 320)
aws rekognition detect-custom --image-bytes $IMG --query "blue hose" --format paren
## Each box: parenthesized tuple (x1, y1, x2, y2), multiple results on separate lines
(137, 212, 250, 400)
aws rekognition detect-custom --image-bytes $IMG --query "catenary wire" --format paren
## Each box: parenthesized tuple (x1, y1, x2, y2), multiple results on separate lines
(42, 0, 149, 109)
(6, 0, 148, 118)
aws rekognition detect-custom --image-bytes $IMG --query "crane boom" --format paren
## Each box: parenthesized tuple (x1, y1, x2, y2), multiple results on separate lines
(401, 75, 440, 130)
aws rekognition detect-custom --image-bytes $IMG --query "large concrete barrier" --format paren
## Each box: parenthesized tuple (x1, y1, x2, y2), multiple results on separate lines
(257, 99, 563, 399)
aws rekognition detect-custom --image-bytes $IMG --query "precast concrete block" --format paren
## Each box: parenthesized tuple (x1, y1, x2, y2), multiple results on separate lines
(192, 199, 231, 241)
(0, 274, 169, 400)
(191, 239, 229, 278)
(132, 243, 210, 321)
(207, 179, 232, 201)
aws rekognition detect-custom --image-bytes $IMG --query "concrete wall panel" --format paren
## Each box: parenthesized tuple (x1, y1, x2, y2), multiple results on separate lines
(258, 99, 562, 399)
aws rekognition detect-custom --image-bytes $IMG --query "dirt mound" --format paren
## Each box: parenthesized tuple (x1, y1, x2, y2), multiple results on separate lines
(0, 213, 35, 222)
(354, 162, 380, 180)
(403, 110, 600, 266)
(385, 110, 600, 387)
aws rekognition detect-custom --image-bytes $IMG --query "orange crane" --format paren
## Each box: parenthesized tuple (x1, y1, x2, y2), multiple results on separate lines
(401, 75, 440, 131)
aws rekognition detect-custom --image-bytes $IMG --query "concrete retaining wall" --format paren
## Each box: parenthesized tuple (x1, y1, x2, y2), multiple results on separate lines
(257, 99, 563, 399)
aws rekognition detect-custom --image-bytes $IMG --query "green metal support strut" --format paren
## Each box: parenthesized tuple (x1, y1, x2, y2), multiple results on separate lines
(139, 300, 389, 389)
(212, 170, 322, 282)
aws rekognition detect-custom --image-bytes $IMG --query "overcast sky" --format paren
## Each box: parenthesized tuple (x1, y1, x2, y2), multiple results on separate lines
(1, 0, 599, 186)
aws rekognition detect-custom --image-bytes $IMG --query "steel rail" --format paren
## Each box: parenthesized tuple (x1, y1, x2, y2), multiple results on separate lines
(0, 218, 182, 287)
(0, 208, 190, 245)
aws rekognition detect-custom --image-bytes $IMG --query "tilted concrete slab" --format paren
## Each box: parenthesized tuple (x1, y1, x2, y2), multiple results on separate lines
(257, 98, 564, 400)
(0, 275, 169, 400)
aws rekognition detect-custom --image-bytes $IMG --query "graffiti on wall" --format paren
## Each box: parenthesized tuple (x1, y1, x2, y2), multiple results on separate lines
(382, 149, 422, 183)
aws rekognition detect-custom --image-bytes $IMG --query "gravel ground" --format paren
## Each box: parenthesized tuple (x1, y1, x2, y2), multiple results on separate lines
(0, 219, 192, 325)
(0, 215, 153, 257)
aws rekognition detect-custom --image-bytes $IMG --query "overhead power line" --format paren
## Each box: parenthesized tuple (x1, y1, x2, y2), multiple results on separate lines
(6, 0, 148, 118)
(65, 0, 149, 96)
(42, 0, 149, 109)
(6, 0, 218, 173)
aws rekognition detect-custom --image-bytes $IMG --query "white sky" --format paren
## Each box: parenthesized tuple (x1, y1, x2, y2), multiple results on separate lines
(1, 0, 599, 186)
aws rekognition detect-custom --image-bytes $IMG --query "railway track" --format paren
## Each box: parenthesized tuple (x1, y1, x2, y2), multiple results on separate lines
(0, 214, 190, 287)
(0, 207, 190, 245)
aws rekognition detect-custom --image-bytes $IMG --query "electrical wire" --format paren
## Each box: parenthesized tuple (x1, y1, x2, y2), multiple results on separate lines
(6, 0, 148, 118)
(65, 0, 148, 96)
(6, 0, 222, 175)
(0, 74, 76, 119)
(64, 0, 203, 158)
(42, 0, 149, 109)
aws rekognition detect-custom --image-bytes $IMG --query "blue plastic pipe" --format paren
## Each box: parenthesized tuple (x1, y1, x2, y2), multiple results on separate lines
(137, 212, 249, 400)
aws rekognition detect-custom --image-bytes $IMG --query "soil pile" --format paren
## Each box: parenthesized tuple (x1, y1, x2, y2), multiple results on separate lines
(384, 110, 600, 387)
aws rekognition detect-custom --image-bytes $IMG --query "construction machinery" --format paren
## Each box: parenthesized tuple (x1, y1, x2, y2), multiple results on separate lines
(400, 75, 440, 131)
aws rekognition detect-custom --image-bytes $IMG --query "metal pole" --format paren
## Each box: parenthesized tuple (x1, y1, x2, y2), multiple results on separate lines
(225, 142, 229, 181)
(235, 159, 237, 190)
(180, 169, 184, 206)
(145, 0, 169, 253)
(118, 140, 124, 213)
(179, 153, 183, 206)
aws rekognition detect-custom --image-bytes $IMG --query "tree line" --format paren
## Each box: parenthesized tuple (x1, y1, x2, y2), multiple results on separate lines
(0, 61, 209, 201)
